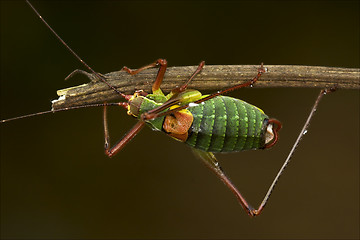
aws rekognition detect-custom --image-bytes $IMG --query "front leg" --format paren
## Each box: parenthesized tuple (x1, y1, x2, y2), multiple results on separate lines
(121, 59, 168, 95)
(103, 104, 145, 158)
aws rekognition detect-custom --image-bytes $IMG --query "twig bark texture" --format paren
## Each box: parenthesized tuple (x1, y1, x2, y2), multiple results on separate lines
(52, 65, 360, 110)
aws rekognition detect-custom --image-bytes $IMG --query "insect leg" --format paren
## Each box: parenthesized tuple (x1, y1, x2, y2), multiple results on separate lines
(192, 63, 266, 105)
(170, 61, 205, 94)
(252, 87, 336, 216)
(103, 104, 144, 158)
(192, 149, 257, 217)
(179, 61, 205, 91)
(122, 59, 168, 94)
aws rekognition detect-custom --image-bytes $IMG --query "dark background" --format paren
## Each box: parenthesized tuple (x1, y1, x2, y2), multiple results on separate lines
(1, 1, 359, 239)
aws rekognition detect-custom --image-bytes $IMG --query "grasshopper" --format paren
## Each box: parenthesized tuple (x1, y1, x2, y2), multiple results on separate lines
(1, 1, 345, 219)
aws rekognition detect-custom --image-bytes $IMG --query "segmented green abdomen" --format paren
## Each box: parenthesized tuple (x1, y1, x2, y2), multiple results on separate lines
(186, 96, 268, 152)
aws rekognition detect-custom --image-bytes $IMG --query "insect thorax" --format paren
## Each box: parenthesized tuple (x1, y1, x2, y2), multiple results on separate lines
(127, 95, 166, 131)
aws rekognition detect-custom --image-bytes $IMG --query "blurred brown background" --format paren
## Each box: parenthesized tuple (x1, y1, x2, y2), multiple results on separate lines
(1, 1, 359, 239)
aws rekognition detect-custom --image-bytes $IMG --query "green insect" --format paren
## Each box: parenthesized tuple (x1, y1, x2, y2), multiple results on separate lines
(2, 1, 334, 218)
(104, 59, 281, 155)
(99, 59, 282, 217)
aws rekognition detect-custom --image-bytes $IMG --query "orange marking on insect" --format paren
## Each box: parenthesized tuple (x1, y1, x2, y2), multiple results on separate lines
(163, 107, 193, 142)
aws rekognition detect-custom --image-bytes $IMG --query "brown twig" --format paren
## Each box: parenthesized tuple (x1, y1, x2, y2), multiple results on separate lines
(52, 65, 359, 110)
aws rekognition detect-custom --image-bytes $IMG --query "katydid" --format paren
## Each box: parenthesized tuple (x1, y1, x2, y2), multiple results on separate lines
(0, 0, 336, 217)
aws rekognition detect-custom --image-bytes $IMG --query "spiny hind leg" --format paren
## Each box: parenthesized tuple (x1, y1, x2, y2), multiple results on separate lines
(191, 148, 259, 217)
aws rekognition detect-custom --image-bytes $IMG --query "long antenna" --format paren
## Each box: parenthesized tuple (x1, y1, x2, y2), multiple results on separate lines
(1, 102, 127, 123)
(25, 0, 127, 99)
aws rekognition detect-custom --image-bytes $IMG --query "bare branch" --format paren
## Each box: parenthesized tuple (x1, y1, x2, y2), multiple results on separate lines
(52, 65, 360, 110)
